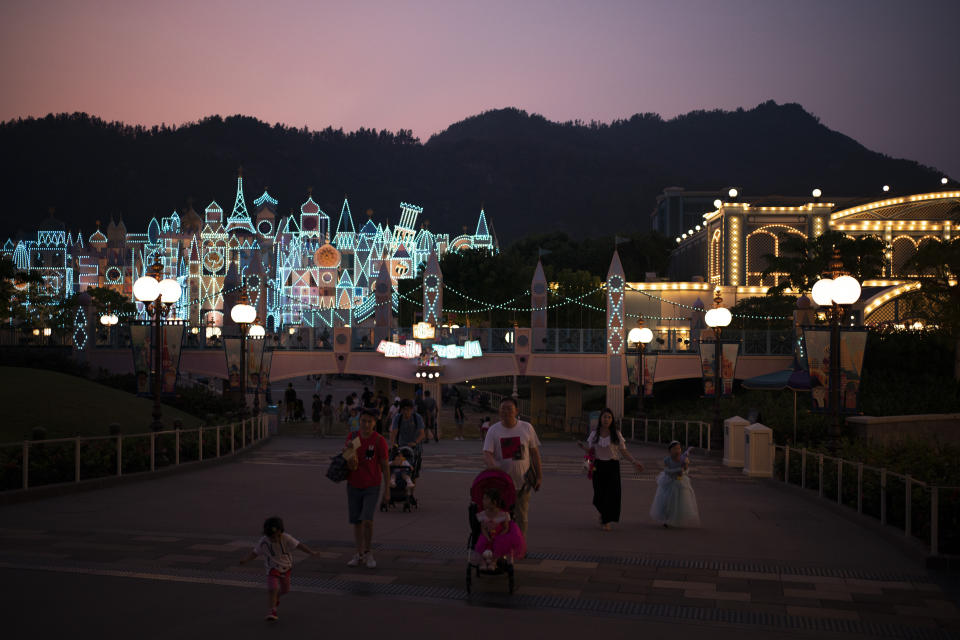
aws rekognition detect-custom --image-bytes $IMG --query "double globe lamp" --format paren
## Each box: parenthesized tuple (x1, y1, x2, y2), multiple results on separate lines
(703, 292, 732, 449)
(133, 266, 182, 431)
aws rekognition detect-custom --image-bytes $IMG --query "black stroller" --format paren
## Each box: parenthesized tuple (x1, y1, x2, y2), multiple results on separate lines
(381, 444, 421, 512)
(465, 469, 525, 595)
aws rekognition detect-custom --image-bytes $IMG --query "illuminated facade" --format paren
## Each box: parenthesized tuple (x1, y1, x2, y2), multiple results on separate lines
(1, 174, 498, 329)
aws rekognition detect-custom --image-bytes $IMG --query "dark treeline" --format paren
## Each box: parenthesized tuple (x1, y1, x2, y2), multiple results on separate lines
(0, 102, 945, 242)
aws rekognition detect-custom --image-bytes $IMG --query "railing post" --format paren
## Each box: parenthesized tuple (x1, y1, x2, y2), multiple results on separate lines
(685, 422, 689, 447)
(818, 454, 824, 498)
(931, 486, 939, 556)
(706, 421, 711, 452)
(231, 423, 235, 454)
(241, 419, 246, 448)
(216, 426, 221, 458)
(905, 474, 912, 539)
(150, 433, 156, 472)
(117, 435, 123, 477)
(75, 438, 81, 483)
(784, 446, 790, 483)
(857, 462, 863, 514)
(837, 458, 843, 505)
(880, 468, 887, 525)
(175, 429, 180, 466)
(643, 419, 648, 443)
(657, 420, 661, 443)
(22, 441, 29, 490)
(801, 448, 806, 489)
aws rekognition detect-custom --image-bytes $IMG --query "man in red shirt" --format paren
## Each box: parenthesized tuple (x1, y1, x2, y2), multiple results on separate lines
(344, 409, 389, 569)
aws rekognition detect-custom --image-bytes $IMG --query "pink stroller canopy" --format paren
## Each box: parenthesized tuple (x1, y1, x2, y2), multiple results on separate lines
(470, 469, 516, 508)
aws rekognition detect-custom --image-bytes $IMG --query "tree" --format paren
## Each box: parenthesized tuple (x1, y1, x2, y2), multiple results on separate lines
(761, 231, 884, 296)
(902, 237, 960, 380)
(0, 256, 42, 325)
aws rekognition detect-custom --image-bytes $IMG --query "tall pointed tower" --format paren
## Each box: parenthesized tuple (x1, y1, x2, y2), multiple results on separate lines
(605, 250, 626, 418)
(422, 248, 443, 325)
(225, 169, 255, 234)
(530, 258, 547, 348)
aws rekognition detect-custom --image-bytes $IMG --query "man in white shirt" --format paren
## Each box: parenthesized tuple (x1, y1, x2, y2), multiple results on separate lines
(483, 397, 542, 537)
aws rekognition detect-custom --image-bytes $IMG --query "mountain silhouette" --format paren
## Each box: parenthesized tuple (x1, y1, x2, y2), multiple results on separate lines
(0, 102, 943, 242)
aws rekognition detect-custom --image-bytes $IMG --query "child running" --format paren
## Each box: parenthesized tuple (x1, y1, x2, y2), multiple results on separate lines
(240, 516, 318, 621)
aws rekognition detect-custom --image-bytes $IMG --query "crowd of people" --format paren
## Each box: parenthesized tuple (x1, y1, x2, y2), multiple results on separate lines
(244, 393, 701, 622)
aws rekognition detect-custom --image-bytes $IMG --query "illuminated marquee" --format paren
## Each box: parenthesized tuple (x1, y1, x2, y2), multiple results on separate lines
(377, 340, 422, 358)
(376, 339, 483, 359)
(413, 322, 436, 339)
(432, 341, 482, 359)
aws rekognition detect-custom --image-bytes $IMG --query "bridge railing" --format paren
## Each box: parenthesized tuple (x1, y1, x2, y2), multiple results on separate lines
(0, 415, 269, 494)
(773, 445, 957, 556)
(563, 414, 711, 451)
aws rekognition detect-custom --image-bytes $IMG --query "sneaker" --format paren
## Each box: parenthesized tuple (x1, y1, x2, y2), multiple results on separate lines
(265, 609, 278, 621)
(347, 552, 364, 567)
(364, 552, 377, 569)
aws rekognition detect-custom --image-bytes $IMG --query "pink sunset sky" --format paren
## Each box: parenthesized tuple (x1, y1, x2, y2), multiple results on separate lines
(1, 0, 958, 178)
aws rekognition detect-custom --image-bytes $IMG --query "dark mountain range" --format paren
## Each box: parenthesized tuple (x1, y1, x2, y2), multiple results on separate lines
(0, 102, 944, 243)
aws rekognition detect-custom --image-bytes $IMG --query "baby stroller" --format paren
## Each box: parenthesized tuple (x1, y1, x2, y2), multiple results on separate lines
(381, 445, 421, 512)
(465, 469, 525, 595)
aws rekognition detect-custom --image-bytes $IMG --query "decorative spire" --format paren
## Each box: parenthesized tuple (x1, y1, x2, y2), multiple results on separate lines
(226, 171, 255, 233)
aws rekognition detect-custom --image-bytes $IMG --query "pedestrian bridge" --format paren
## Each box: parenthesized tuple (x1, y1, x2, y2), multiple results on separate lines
(84, 325, 794, 387)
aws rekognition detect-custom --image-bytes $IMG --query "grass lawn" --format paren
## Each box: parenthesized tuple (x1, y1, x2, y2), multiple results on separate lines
(0, 367, 204, 442)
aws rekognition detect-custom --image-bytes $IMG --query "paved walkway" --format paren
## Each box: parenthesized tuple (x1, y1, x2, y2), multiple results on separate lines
(2, 433, 958, 638)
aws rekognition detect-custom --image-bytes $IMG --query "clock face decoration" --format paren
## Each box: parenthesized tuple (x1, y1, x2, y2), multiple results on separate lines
(425, 275, 438, 288)
(204, 250, 224, 272)
(105, 266, 122, 283)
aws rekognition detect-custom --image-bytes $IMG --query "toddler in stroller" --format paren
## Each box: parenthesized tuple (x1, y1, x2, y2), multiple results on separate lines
(382, 445, 420, 512)
(466, 469, 526, 594)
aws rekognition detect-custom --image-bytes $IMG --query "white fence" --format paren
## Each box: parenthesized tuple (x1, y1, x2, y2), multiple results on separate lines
(775, 445, 956, 556)
(1, 415, 269, 492)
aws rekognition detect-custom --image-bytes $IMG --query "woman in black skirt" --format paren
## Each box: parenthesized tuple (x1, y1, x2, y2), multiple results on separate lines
(585, 408, 644, 530)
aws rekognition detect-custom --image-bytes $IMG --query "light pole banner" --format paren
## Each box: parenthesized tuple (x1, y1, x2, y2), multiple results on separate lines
(805, 327, 831, 412)
(223, 338, 242, 390)
(130, 324, 151, 396)
(246, 338, 266, 392)
(699, 341, 739, 398)
(161, 324, 184, 395)
(258, 349, 273, 394)
(805, 327, 868, 414)
(642, 354, 657, 397)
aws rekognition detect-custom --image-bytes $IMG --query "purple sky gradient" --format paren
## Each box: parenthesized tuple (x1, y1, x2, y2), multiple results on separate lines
(2, 0, 958, 179)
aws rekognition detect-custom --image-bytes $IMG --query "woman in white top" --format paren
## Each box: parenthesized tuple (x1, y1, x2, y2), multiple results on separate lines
(583, 408, 644, 530)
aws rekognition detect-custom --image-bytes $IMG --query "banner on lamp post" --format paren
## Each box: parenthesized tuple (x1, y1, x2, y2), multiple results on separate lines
(223, 338, 242, 391)
(642, 354, 657, 397)
(161, 324, 185, 395)
(130, 324, 151, 396)
(246, 337, 266, 392)
(699, 341, 739, 398)
(804, 327, 868, 414)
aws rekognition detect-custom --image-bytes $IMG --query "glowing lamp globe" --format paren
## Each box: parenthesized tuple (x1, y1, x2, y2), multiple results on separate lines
(100, 314, 111, 326)
(627, 328, 642, 344)
(248, 324, 266, 339)
(705, 307, 732, 328)
(713, 199, 722, 209)
(728, 188, 738, 198)
(505, 331, 514, 345)
(811, 278, 835, 306)
(882, 185, 890, 192)
(158, 278, 182, 304)
(942, 177, 949, 185)
(43, 327, 52, 337)
(832, 275, 861, 305)
(231, 302, 256, 325)
(638, 327, 654, 344)
(133, 276, 160, 303)
(812, 188, 822, 198)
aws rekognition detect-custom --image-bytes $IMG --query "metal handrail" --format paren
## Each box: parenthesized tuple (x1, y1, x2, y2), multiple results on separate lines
(1, 415, 269, 492)
(774, 444, 955, 556)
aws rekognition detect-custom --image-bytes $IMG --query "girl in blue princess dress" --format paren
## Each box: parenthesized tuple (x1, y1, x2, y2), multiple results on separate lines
(650, 441, 700, 528)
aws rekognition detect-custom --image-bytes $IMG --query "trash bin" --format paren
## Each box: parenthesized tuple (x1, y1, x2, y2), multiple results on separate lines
(743, 423, 774, 478)
(723, 416, 750, 467)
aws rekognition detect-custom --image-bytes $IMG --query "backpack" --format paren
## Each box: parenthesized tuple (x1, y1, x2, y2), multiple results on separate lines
(326, 454, 350, 483)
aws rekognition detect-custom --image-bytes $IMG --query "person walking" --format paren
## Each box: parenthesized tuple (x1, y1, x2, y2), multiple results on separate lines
(389, 399, 425, 477)
(311, 394, 322, 436)
(343, 409, 389, 568)
(482, 397, 542, 538)
(581, 408, 644, 531)
(321, 395, 334, 437)
(422, 390, 439, 441)
(284, 383, 297, 423)
(453, 396, 466, 440)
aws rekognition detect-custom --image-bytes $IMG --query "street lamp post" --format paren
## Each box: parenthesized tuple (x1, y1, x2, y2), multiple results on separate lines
(99, 309, 118, 346)
(231, 291, 257, 419)
(133, 263, 182, 431)
(248, 319, 265, 416)
(627, 322, 654, 419)
(811, 250, 861, 453)
(704, 289, 732, 450)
